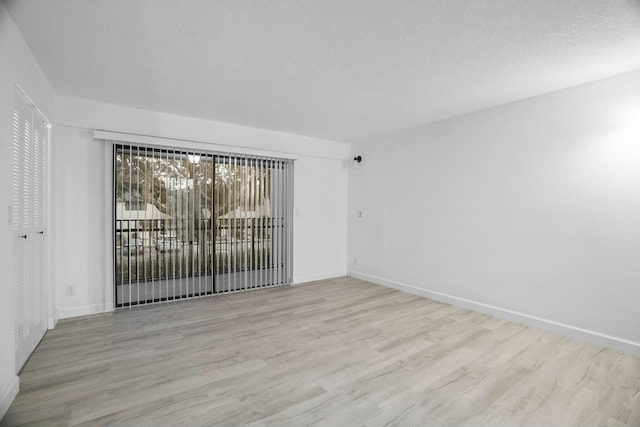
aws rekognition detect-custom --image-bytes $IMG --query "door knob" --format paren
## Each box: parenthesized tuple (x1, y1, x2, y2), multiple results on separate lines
(20, 234, 27, 239)
(38, 231, 44, 235)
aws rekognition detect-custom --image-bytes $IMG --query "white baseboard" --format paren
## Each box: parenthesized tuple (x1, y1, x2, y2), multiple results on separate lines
(48, 309, 59, 330)
(349, 270, 640, 356)
(0, 375, 19, 421)
(293, 271, 347, 285)
(59, 303, 115, 319)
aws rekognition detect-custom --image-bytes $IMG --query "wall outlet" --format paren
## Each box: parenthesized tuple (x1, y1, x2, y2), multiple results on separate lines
(65, 285, 75, 296)
(357, 211, 362, 218)
(353, 257, 358, 265)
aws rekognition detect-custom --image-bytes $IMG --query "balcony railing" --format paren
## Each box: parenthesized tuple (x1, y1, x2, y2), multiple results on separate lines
(115, 220, 278, 284)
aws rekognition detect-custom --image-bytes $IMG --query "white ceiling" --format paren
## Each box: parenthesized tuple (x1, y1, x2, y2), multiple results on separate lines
(4, 0, 640, 142)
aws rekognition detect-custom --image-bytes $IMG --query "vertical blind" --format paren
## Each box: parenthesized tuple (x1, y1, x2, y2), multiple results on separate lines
(113, 143, 294, 307)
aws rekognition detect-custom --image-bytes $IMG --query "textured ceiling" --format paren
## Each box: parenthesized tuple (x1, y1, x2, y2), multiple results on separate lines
(4, 0, 640, 142)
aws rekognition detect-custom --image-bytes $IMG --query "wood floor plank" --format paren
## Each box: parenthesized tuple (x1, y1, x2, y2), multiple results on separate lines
(2, 277, 639, 426)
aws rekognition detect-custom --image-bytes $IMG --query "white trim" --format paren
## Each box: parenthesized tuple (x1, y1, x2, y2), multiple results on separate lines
(94, 130, 300, 161)
(293, 271, 347, 285)
(59, 303, 114, 320)
(349, 270, 640, 356)
(47, 122, 56, 333)
(0, 375, 19, 421)
(14, 84, 50, 126)
(47, 309, 59, 330)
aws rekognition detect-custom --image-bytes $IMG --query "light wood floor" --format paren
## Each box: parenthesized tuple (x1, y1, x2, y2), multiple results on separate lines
(3, 277, 640, 426)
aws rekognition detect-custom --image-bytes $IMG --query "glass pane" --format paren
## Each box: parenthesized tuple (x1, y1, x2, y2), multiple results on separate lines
(114, 145, 289, 307)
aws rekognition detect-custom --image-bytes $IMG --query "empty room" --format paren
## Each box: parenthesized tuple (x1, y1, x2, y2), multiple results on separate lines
(1, 1, 640, 426)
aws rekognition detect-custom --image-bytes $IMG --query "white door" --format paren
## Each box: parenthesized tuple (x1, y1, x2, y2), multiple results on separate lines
(12, 88, 48, 372)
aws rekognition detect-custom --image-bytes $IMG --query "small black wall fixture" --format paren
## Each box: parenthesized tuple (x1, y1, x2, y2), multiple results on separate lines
(353, 155, 362, 163)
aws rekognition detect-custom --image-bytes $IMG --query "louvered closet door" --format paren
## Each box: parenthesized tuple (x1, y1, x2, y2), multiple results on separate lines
(31, 114, 49, 349)
(12, 89, 48, 372)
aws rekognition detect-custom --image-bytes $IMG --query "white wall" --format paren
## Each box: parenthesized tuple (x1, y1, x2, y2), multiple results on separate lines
(52, 126, 110, 318)
(57, 96, 349, 160)
(54, 98, 349, 318)
(349, 70, 640, 355)
(0, 2, 56, 418)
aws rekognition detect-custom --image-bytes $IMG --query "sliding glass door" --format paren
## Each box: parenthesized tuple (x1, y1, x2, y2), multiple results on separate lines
(113, 144, 293, 307)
